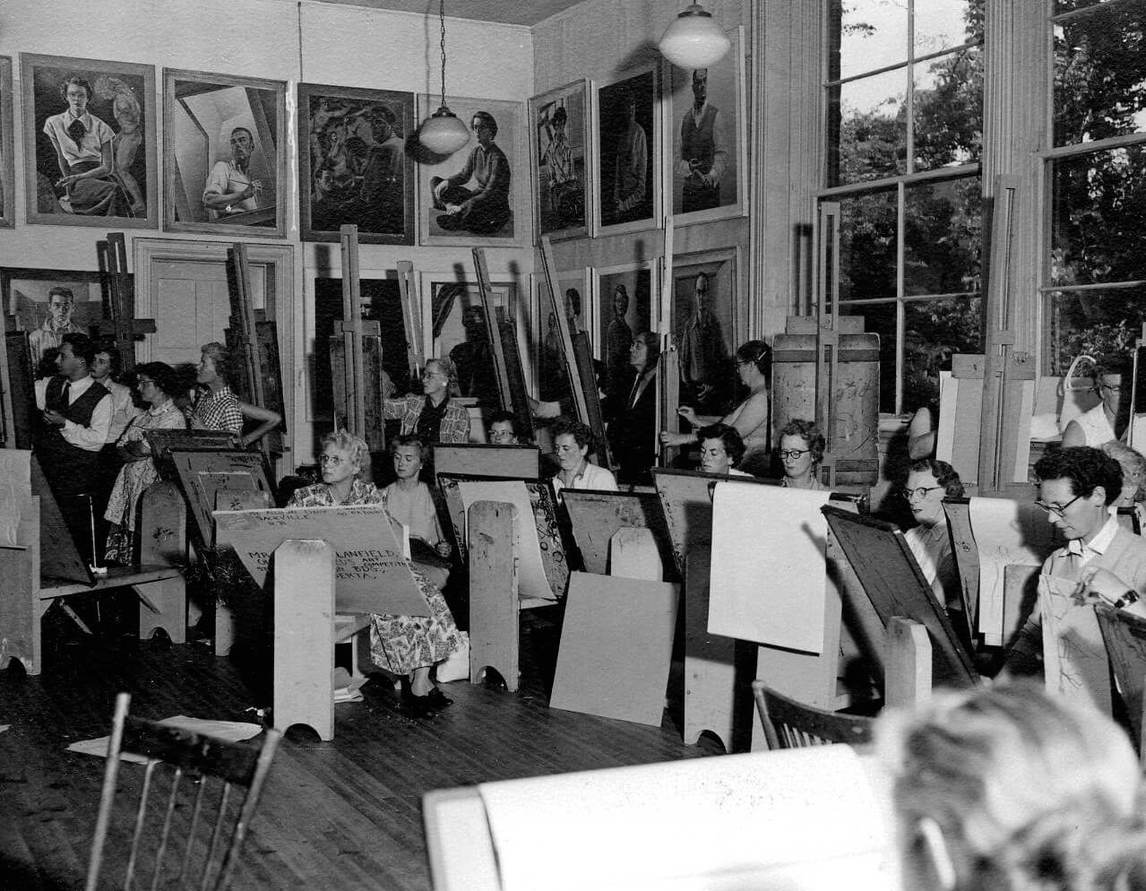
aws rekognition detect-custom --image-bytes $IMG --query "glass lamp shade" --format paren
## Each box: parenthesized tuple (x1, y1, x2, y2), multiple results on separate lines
(658, 3, 731, 69)
(420, 107, 470, 155)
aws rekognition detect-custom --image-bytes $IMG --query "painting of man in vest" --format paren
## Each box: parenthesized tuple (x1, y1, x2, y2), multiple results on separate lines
(676, 68, 728, 214)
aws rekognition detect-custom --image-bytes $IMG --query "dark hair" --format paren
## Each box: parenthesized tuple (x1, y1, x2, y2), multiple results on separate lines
(613, 284, 629, 311)
(48, 286, 75, 303)
(134, 361, 179, 398)
(633, 331, 661, 371)
(488, 409, 517, 432)
(59, 75, 93, 102)
(60, 332, 97, 368)
(779, 418, 825, 465)
(230, 126, 253, 142)
(551, 106, 568, 127)
(472, 110, 498, 137)
(391, 432, 427, 462)
(1096, 353, 1132, 381)
(1034, 446, 1123, 506)
(698, 423, 746, 467)
(564, 287, 582, 317)
(94, 343, 122, 377)
(736, 339, 772, 377)
(552, 416, 594, 452)
(908, 457, 964, 499)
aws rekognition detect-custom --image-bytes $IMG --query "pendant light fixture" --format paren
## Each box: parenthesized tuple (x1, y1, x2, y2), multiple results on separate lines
(419, 0, 470, 156)
(658, 2, 732, 69)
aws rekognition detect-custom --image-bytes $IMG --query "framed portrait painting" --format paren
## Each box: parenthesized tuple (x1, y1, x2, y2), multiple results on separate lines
(529, 79, 591, 240)
(594, 65, 661, 236)
(595, 261, 658, 409)
(415, 96, 527, 246)
(532, 267, 592, 403)
(297, 82, 415, 244)
(0, 57, 14, 229)
(421, 271, 530, 409)
(21, 53, 157, 229)
(1, 268, 107, 368)
(164, 69, 286, 236)
(665, 27, 746, 224)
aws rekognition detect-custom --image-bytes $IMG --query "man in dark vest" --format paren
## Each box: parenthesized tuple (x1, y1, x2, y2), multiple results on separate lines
(677, 68, 728, 214)
(34, 332, 111, 564)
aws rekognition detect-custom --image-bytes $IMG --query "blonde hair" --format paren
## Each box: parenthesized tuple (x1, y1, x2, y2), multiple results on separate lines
(878, 683, 1146, 890)
(320, 430, 370, 472)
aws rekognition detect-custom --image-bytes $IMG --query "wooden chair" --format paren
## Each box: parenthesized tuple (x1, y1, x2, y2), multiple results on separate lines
(85, 693, 281, 891)
(752, 680, 875, 750)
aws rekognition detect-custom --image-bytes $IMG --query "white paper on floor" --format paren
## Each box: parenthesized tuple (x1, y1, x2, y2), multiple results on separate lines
(66, 715, 264, 763)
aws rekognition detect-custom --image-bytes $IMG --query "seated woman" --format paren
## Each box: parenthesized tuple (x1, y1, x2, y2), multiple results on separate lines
(103, 362, 185, 565)
(696, 423, 753, 477)
(901, 458, 969, 643)
(778, 419, 827, 490)
(288, 430, 462, 717)
(382, 433, 452, 589)
(1062, 353, 1131, 448)
(661, 340, 771, 476)
(551, 417, 617, 497)
(878, 682, 1146, 891)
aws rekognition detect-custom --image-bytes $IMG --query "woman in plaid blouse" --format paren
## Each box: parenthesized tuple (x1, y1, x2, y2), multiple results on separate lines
(188, 342, 280, 447)
(381, 357, 470, 444)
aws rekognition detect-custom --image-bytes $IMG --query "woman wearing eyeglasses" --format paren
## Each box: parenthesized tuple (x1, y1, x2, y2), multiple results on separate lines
(901, 458, 968, 638)
(288, 430, 461, 718)
(777, 418, 827, 490)
(381, 357, 470, 445)
(1061, 354, 1131, 448)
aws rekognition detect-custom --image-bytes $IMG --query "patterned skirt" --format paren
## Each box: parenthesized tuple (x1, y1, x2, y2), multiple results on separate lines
(369, 567, 461, 675)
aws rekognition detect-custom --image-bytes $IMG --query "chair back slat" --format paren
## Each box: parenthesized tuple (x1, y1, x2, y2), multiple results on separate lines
(752, 680, 875, 750)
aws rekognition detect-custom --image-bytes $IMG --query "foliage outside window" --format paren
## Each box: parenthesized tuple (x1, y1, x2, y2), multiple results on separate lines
(824, 0, 984, 414)
(1044, 0, 1146, 374)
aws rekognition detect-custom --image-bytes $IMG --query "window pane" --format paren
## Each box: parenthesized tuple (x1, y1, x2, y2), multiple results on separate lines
(1050, 145, 1146, 286)
(1045, 285, 1146, 374)
(904, 297, 983, 411)
(837, 189, 898, 301)
(904, 177, 982, 295)
(827, 69, 908, 186)
(914, 0, 984, 56)
(1053, 1, 1146, 146)
(841, 301, 897, 412)
(834, 0, 908, 81)
(912, 46, 983, 170)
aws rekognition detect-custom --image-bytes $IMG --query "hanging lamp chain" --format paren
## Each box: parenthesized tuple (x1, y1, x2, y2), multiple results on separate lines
(438, 0, 448, 107)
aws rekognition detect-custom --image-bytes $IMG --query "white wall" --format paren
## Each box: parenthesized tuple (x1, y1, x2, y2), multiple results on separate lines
(0, 0, 534, 465)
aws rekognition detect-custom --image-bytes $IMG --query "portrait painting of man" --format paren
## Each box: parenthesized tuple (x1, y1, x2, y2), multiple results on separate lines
(671, 252, 741, 418)
(165, 71, 286, 235)
(299, 83, 415, 245)
(595, 67, 659, 234)
(529, 79, 590, 239)
(21, 54, 157, 228)
(2, 268, 105, 367)
(417, 95, 526, 246)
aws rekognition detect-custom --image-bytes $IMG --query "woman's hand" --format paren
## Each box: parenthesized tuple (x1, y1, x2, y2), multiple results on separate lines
(1076, 567, 1132, 605)
(435, 540, 452, 558)
(660, 430, 691, 447)
(677, 406, 698, 426)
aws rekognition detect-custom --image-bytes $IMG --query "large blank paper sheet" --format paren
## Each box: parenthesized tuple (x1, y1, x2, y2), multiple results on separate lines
(970, 496, 1059, 646)
(457, 480, 551, 600)
(708, 483, 833, 652)
(1039, 575, 1113, 715)
(479, 746, 900, 891)
(0, 449, 31, 546)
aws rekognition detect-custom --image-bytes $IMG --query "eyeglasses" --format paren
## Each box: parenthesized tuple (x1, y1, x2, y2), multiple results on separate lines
(318, 454, 345, 466)
(778, 448, 810, 460)
(1035, 493, 1083, 517)
(1099, 381, 1122, 392)
(900, 485, 943, 500)
(136, 378, 154, 387)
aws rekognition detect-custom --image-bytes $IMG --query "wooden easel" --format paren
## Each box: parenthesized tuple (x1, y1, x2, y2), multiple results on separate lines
(396, 260, 424, 381)
(225, 243, 285, 457)
(94, 232, 155, 371)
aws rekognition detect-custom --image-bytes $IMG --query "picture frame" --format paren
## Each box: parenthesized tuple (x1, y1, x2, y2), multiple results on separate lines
(594, 64, 661, 236)
(297, 82, 415, 245)
(595, 261, 659, 409)
(1, 267, 108, 366)
(421, 271, 531, 410)
(669, 248, 742, 419)
(163, 69, 287, 237)
(528, 78, 592, 240)
(21, 53, 158, 229)
(0, 57, 14, 229)
(415, 95, 527, 246)
(664, 27, 747, 224)
(532, 266, 593, 403)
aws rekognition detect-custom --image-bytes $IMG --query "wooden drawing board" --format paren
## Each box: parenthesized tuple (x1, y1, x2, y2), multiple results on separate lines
(820, 506, 979, 689)
(147, 430, 241, 482)
(562, 489, 678, 580)
(213, 504, 428, 616)
(169, 450, 274, 547)
(30, 454, 93, 584)
(1096, 605, 1146, 754)
(549, 571, 679, 726)
(432, 444, 540, 480)
(942, 500, 981, 628)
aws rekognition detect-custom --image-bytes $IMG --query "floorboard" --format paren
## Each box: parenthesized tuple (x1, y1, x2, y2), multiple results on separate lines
(0, 608, 711, 889)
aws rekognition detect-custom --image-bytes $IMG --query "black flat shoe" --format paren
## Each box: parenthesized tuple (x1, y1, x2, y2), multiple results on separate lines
(398, 692, 436, 719)
(427, 688, 453, 709)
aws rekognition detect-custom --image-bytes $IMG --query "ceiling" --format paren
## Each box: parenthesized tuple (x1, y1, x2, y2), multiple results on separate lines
(307, 0, 588, 28)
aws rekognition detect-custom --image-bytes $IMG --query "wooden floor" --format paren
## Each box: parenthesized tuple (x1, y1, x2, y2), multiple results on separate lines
(0, 605, 712, 890)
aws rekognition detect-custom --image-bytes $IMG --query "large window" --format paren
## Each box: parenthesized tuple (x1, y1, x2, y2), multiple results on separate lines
(1044, 0, 1146, 373)
(823, 0, 984, 413)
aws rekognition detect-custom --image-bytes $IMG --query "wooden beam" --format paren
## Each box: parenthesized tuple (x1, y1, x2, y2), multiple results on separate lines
(338, 225, 367, 440)
(95, 232, 155, 371)
(396, 260, 424, 380)
(470, 248, 513, 411)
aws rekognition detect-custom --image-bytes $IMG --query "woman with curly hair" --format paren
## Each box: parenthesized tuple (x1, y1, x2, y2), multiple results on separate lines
(777, 418, 826, 490)
(382, 357, 470, 444)
(551, 417, 617, 497)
